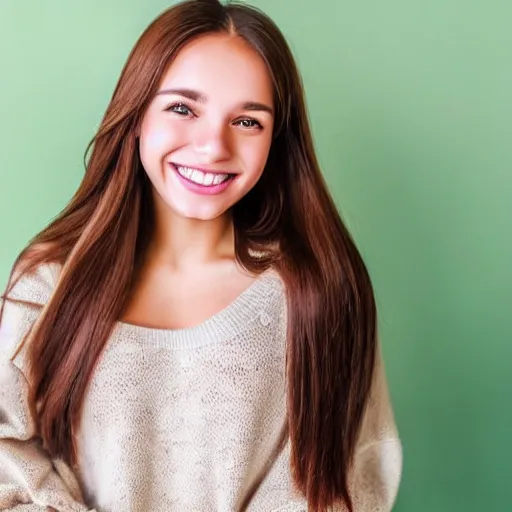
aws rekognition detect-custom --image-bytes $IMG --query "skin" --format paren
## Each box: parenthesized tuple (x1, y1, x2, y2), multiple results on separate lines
(139, 32, 274, 266)
(122, 33, 275, 329)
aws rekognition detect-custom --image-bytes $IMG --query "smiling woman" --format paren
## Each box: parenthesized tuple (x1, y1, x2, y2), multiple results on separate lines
(138, 32, 274, 221)
(0, 1, 401, 511)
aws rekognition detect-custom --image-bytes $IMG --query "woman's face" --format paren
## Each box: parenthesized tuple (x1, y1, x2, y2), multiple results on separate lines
(138, 33, 274, 222)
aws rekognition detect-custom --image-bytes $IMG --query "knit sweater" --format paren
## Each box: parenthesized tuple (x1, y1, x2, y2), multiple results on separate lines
(0, 262, 402, 512)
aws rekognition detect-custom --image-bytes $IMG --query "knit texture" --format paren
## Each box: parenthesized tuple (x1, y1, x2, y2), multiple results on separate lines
(0, 263, 402, 511)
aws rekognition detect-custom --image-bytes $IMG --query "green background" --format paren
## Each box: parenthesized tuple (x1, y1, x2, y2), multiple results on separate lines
(1, 1, 510, 510)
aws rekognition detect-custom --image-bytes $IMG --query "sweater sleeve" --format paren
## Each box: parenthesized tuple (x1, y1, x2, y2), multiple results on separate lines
(0, 263, 94, 512)
(346, 345, 403, 512)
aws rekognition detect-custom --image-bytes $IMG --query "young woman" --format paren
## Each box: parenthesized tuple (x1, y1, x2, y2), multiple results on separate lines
(0, 0, 402, 510)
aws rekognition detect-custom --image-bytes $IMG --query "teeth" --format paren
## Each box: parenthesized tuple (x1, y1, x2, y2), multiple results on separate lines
(212, 174, 227, 185)
(175, 165, 230, 186)
(191, 170, 201, 183)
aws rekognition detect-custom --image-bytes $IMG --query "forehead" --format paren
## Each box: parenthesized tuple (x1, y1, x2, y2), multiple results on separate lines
(158, 33, 273, 104)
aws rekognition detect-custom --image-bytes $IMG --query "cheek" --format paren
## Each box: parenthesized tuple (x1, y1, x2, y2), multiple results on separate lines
(243, 137, 272, 176)
(139, 116, 179, 172)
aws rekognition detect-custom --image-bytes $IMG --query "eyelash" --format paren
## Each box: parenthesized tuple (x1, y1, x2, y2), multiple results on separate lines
(164, 102, 263, 130)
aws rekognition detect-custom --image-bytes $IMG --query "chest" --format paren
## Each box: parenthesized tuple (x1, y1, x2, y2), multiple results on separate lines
(76, 313, 290, 509)
(75, 275, 297, 510)
(121, 265, 260, 330)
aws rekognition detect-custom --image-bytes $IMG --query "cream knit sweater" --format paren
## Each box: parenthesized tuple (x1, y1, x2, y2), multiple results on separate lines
(0, 263, 402, 512)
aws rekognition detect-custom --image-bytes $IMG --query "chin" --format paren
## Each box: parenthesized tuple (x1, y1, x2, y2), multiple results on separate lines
(173, 206, 231, 222)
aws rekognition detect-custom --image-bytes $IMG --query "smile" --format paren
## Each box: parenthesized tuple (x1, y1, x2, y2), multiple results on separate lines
(171, 163, 236, 187)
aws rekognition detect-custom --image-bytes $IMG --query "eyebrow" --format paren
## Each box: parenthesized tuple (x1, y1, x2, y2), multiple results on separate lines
(156, 88, 274, 116)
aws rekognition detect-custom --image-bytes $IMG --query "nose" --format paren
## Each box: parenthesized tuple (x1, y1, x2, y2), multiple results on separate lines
(193, 120, 232, 163)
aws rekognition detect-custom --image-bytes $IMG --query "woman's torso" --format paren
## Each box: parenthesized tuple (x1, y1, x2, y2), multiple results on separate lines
(74, 269, 306, 511)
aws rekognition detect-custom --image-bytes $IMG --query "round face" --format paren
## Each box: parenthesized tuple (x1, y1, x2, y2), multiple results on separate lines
(138, 33, 275, 222)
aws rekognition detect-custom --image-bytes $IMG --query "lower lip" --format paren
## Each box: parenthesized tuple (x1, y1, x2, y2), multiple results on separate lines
(170, 164, 236, 196)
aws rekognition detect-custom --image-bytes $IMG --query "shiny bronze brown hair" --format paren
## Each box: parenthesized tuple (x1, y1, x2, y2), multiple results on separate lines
(1, 1, 376, 510)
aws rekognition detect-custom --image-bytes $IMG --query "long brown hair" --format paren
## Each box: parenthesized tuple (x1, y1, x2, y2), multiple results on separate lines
(1, 1, 376, 510)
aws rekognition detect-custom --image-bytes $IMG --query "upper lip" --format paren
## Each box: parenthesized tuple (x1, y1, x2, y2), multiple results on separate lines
(170, 162, 238, 175)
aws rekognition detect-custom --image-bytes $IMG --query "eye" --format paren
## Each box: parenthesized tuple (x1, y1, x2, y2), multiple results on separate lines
(164, 102, 194, 117)
(234, 118, 263, 130)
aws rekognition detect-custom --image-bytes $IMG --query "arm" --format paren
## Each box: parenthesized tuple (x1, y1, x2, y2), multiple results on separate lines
(347, 345, 403, 511)
(0, 264, 94, 511)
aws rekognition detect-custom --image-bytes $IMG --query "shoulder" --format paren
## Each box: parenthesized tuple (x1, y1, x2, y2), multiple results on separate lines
(0, 261, 62, 365)
(4, 261, 62, 306)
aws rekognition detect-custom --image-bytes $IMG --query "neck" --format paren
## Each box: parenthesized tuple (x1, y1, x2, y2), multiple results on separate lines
(148, 193, 235, 271)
